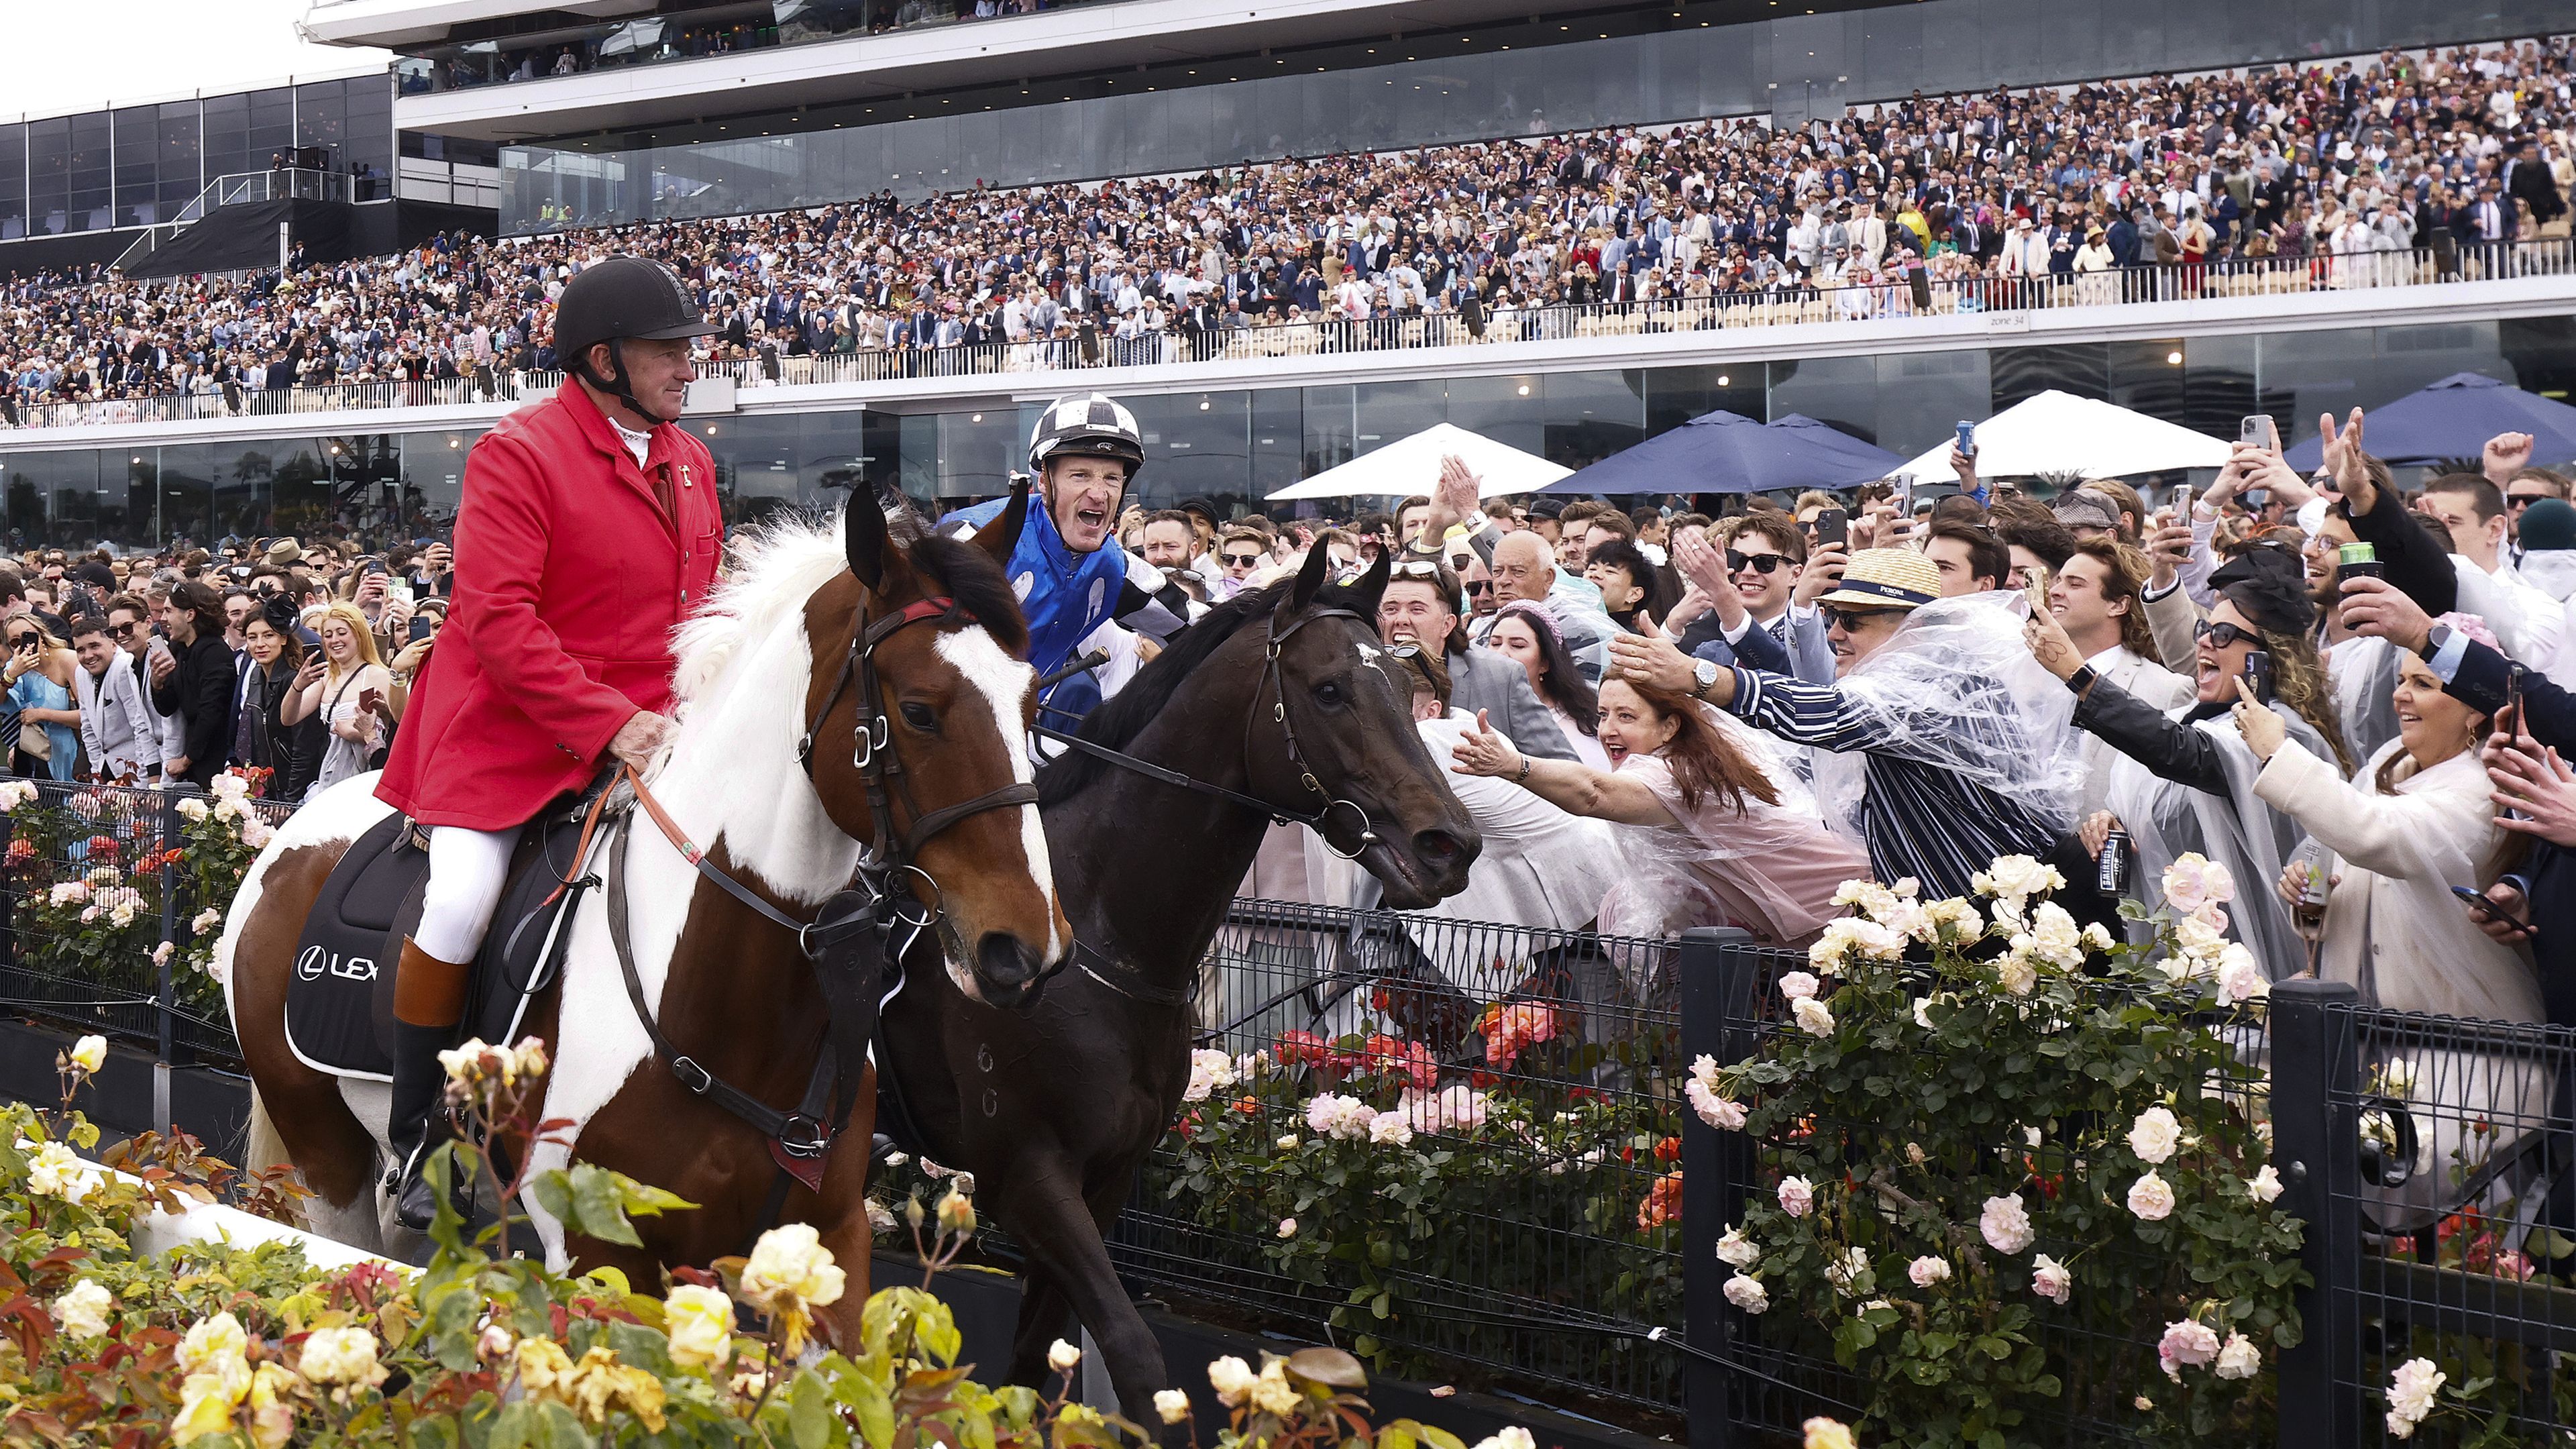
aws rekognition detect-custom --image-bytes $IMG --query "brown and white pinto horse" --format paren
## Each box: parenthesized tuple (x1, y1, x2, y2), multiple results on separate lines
(221, 489, 1067, 1342)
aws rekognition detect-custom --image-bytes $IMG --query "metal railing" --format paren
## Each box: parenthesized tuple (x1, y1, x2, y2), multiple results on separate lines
(18, 849, 2576, 1441)
(13, 235, 2572, 435)
(111, 168, 366, 275)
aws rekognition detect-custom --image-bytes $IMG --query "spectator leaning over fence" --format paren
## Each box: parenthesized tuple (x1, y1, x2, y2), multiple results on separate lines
(148, 580, 237, 790)
(70, 616, 156, 784)
(2, 616, 79, 782)
(1448, 666, 1866, 952)
(1608, 547, 2082, 902)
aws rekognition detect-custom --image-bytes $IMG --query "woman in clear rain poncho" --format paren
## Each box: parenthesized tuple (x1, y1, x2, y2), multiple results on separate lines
(2022, 545, 2354, 978)
(1448, 672, 1868, 952)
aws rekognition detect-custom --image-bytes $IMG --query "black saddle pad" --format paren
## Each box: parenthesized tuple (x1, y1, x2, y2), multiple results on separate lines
(284, 804, 601, 1079)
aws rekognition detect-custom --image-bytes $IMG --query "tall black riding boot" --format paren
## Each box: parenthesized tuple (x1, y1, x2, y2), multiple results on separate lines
(388, 937, 470, 1231)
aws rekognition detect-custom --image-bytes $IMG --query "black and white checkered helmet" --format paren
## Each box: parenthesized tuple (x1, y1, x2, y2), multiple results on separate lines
(1027, 392, 1146, 478)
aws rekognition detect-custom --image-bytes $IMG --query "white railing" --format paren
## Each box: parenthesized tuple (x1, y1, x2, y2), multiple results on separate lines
(13, 237, 2573, 433)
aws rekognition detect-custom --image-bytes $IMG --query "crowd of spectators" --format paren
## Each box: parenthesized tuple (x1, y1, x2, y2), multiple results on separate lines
(0, 535, 448, 798)
(4, 33, 2574, 425)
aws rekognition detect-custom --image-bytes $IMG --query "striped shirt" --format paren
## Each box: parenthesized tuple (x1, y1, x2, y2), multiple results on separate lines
(1725, 666, 2063, 901)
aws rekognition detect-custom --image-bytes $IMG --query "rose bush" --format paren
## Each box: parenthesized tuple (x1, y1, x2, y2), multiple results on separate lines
(1699, 857, 2308, 1448)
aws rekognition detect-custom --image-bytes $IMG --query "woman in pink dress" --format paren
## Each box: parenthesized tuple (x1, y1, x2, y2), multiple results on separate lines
(1450, 673, 1868, 949)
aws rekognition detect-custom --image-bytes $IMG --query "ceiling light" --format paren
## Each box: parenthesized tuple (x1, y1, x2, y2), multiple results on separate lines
(2166, 350, 2182, 364)
(1717, 374, 1730, 386)
(1515, 384, 1530, 396)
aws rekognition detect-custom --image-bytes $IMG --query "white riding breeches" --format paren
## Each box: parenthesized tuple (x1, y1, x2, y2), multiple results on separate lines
(415, 825, 516, 965)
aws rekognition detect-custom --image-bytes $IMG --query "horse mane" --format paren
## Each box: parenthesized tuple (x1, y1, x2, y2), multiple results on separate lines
(672, 496, 1026, 705)
(1036, 572, 1371, 807)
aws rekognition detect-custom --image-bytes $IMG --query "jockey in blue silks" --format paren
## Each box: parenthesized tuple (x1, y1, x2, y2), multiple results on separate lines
(942, 392, 1187, 727)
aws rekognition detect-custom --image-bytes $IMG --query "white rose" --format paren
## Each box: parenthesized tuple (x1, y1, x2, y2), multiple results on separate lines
(176, 797, 209, 822)
(2173, 911, 2227, 961)
(26, 1141, 95, 1202)
(67, 1034, 106, 1074)
(1979, 1194, 2035, 1254)
(2127, 1169, 2176, 1221)
(740, 1222, 847, 1313)
(2157, 1320, 2220, 1381)
(2214, 1332, 2261, 1381)
(1368, 1110, 1414, 1146)
(1207, 1355, 1257, 1404)
(298, 1324, 384, 1388)
(2247, 1164, 2284, 1203)
(1980, 853, 2063, 904)
(2027, 901, 2086, 967)
(1993, 949, 2037, 996)
(1824, 1246, 1869, 1294)
(190, 908, 225, 936)
(1907, 1255, 1951, 1287)
(1776, 1175, 1815, 1218)
(2161, 852, 2216, 913)
(1048, 1338, 1083, 1373)
(1277, 1217, 1297, 1238)
(2386, 1357, 2445, 1438)
(2030, 1254, 2072, 1305)
(1791, 997, 1836, 1036)
(2216, 945, 2268, 1005)
(1715, 1226, 1760, 1269)
(2381, 1059, 2418, 1099)
(2127, 1106, 2182, 1165)
(1154, 1389, 1191, 1424)
(662, 1284, 735, 1371)
(1776, 970, 1821, 1002)
(1686, 1077, 1747, 1130)
(1723, 1273, 1770, 1314)
(2080, 922, 2116, 952)
(50, 1280, 111, 1340)
(1913, 996, 1937, 1030)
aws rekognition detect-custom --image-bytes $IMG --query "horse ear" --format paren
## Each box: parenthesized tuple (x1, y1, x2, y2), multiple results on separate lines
(1289, 535, 1332, 612)
(971, 477, 1030, 568)
(1344, 547, 1392, 623)
(845, 486, 886, 591)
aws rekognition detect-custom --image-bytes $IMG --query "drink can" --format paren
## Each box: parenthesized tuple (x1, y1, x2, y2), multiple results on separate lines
(2097, 828, 2130, 896)
(2337, 541, 2383, 584)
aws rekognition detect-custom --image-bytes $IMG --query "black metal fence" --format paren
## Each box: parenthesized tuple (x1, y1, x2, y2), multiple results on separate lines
(1108, 899, 1690, 1421)
(0, 776, 292, 1064)
(21, 832, 2576, 1444)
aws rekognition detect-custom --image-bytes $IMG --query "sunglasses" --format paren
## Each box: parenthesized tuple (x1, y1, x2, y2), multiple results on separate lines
(2507, 494, 2551, 509)
(6, 633, 36, 648)
(107, 623, 137, 639)
(1819, 606, 1897, 632)
(2194, 619, 2259, 648)
(1389, 559, 1446, 579)
(1464, 578, 1493, 594)
(1727, 549, 1790, 575)
(1222, 552, 1263, 568)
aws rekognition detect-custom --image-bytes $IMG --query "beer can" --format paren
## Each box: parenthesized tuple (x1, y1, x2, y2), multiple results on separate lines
(2097, 828, 2131, 897)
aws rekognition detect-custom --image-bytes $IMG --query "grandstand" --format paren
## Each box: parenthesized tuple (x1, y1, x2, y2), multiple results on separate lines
(0, 4, 2571, 547)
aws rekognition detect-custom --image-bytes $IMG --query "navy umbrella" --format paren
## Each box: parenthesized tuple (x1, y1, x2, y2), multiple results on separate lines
(1540, 410, 1905, 495)
(2282, 372, 2576, 470)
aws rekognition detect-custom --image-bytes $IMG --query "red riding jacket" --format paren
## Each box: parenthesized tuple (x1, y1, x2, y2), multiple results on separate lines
(377, 382, 722, 831)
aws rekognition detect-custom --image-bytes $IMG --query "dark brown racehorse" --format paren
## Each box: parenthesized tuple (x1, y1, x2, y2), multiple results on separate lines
(225, 488, 1068, 1345)
(877, 545, 1479, 1421)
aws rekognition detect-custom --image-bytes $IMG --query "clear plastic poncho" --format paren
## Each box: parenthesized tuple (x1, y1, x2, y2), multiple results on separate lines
(2326, 633, 2404, 769)
(1807, 592, 2088, 848)
(2102, 700, 2324, 980)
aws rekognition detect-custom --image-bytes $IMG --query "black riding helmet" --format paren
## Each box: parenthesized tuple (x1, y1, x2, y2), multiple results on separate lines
(552, 256, 719, 425)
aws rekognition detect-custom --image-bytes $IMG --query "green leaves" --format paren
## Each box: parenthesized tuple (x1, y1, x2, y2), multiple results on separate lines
(527, 1161, 696, 1249)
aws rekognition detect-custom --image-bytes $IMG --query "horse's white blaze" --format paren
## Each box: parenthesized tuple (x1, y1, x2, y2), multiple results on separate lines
(933, 628, 1060, 965)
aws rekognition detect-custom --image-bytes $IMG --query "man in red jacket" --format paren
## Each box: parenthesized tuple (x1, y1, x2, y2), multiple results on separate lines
(374, 256, 719, 1228)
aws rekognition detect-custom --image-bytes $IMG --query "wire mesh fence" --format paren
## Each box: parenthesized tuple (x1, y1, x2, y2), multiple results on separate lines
(2304, 994, 2576, 1446)
(1102, 898, 1691, 1421)
(0, 775, 290, 1063)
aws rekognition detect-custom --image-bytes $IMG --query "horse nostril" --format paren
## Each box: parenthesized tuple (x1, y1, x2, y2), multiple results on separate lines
(976, 931, 1041, 987)
(1414, 829, 1462, 865)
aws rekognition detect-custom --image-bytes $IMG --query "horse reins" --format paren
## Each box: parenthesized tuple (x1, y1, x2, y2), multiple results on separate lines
(1030, 605, 1382, 859)
(1026, 606, 1385, 1008)
(603, 586, 1042, 1224)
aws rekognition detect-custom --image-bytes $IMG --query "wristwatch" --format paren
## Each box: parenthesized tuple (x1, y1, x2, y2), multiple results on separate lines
(2418, 623, 2451, 661)
(1693, 657, 1720, 700)
(2064, 663, 2098, 695)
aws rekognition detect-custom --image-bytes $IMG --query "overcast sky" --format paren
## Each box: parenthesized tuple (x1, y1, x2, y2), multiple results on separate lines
(0, 0, 390, 121)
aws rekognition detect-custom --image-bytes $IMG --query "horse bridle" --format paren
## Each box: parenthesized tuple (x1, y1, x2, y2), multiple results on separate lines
(601, 587, 1043, 1200)
(797, 592, 1043, 926)
(1032, 605, 1383, 861)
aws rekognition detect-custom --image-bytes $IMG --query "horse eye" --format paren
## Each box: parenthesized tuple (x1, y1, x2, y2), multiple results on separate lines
(1313, 680, 1343, 706)
(899, 702, 938, 731)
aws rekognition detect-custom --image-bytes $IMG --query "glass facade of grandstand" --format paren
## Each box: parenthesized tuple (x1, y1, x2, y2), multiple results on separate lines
(500, 0, 2576, 231)
(7, 313, 2571, 549)
(0, 78, 393, 239)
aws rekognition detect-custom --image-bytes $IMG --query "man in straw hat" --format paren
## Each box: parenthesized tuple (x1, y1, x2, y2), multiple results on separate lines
(1607, 547, 2084, 900)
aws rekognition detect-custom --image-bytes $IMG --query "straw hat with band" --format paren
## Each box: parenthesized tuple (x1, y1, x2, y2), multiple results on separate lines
(1814, 548, 1942, 612)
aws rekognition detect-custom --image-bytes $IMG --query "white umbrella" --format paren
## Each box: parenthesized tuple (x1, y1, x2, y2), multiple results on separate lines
(1892, 389, 2231, 482)
(1267, 422, 1570, 501)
